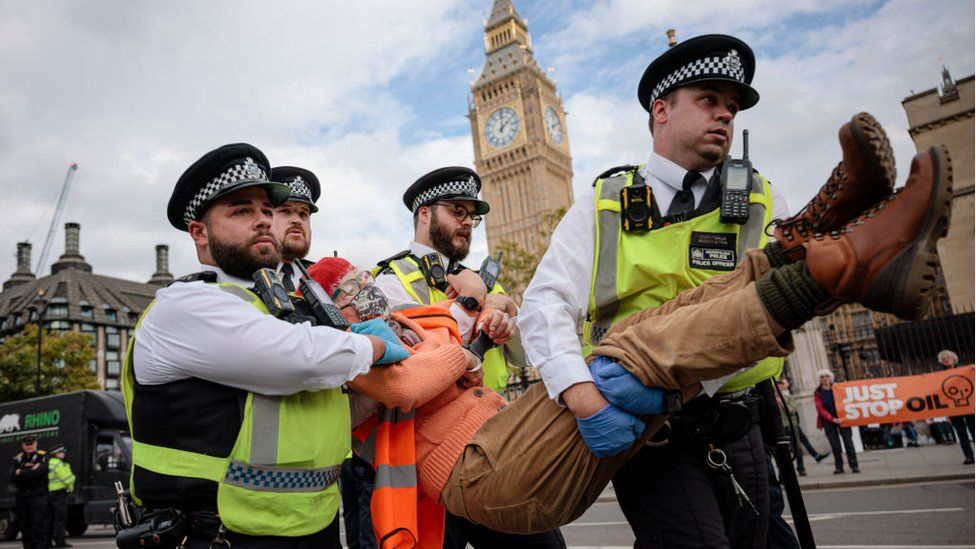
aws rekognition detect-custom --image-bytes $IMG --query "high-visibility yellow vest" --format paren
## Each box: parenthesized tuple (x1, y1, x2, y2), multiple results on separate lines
(122, 282, 350, 536)
(372, 255, 512, 392)
(47, 457, 75, 492)
(584, 167, 783, 393)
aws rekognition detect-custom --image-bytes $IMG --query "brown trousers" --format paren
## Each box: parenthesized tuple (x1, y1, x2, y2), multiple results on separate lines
(439, 249, 794, 534)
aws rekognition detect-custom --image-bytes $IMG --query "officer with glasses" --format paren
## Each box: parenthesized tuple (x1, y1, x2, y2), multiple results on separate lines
(372, 166, 565, 549)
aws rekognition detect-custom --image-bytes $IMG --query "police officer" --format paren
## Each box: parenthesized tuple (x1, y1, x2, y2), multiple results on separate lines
(519, 30, 904, 547)
(46, 444, 74, 548)
(269, 165, 377, 548)
(520, 35, 789, 548)
(9, 435, 48, 549)
(123, 143, 409, 548)
(374, 166, 519, 393)
(373, 167, 564, 548)
(270, 166, 319, 291)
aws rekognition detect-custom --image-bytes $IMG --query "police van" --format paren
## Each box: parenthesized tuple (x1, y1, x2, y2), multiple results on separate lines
(0, 390, 130, 540)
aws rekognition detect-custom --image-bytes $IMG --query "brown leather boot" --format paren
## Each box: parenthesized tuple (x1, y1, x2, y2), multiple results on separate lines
(805, 146, 952, 321)
(775, 112, 896, 261)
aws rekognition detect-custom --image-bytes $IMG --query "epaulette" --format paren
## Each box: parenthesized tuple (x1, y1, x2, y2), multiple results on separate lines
(592, 164, 638, 187)
(170, 271, 218, 286)
(375, 250, 414, 274)
(36, 450, 46, 455)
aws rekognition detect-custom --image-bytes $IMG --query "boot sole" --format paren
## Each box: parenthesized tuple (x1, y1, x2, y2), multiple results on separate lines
(862, 145, 953, 321)
(850, 112, 896, 194)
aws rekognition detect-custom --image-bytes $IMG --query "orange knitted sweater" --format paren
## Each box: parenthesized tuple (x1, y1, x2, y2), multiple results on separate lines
(347, 311, 506, 501)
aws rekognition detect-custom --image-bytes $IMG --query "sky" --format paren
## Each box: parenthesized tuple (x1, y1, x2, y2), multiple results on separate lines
(0, 0, 973, 285)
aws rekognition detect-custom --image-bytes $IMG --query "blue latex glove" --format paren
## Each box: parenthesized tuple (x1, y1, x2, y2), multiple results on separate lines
(351, 319, 410, 365)
(576, 404, 645, 458)
(589, 355, 665, 416)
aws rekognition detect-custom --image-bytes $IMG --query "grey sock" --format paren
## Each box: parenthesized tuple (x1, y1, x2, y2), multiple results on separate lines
(755, 261, 829, 330)
(763, 240, 792, 268)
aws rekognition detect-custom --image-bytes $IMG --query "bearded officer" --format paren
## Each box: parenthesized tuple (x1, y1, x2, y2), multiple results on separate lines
(122, 143, 409, 548)
(270, 166, 319, 291)
(519, 35, 792, 549)
(373, 167, 564, 548)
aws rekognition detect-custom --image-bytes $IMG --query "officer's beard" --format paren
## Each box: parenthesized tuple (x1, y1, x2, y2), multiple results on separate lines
(280, 231, 310, 262)
(429, 211, 471, 262)
(209, 230, 281, 280)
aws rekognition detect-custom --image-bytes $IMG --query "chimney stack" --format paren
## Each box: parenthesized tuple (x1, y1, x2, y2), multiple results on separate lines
(3, 242, 36, 290)
(148, 244, 174, 286)
(51, 222, 93, 274)
(666, 29, 677, 47)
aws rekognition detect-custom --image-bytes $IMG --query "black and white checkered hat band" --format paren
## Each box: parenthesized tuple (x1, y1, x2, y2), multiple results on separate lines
(183, 157, 269, 226)
(411, 177, 479, 212)
(649, 51, 747, 107)
(287, 177, 313, 202)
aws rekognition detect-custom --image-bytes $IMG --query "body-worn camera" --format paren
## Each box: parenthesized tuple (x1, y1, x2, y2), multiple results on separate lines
(720, 129, 754, 225)
(420, 252, 448, 291)
(620, 184, 653, 232)
(252, 268, 296, 318)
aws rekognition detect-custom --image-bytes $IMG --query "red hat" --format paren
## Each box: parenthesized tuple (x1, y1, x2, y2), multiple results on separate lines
(307, 257, 356, 297)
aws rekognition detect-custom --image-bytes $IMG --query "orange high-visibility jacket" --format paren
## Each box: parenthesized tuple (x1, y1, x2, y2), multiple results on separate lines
(350, 305, 475, 549)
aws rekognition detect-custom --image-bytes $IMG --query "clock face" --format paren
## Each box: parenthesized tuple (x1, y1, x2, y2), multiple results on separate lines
(544, 107, 564, 145)
(484, 107, 520, 148)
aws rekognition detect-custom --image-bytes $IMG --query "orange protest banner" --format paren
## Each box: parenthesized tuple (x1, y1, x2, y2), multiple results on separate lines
(833, 365, 975, 427)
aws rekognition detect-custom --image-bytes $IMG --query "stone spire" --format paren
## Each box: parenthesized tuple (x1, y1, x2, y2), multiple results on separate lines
(148, 244, 174, 286)
(3, 242, 37, 290)
(486, 0, 521, 30)
(939, 65, 959, 101)
(51, 222, 93, 274)
(476, 0, 545, 88)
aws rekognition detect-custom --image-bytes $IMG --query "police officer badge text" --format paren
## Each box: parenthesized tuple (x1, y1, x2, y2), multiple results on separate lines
(689, 231, 737, 271)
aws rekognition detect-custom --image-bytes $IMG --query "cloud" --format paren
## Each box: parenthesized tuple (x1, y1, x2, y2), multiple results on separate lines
(559, 0, 974, 215)
(0, 0, 481, 282)
(0, 0, 972, 288)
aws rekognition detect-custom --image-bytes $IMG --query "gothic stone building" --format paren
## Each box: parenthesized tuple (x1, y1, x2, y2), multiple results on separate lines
(468, 0, 574, 255)
(0, 223, 173, 390)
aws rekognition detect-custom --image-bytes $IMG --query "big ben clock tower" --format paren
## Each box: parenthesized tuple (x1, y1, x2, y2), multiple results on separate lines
(469, 0, 574, 255)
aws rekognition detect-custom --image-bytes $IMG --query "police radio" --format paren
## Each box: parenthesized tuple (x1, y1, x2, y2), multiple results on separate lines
(292, 261, 351, 330)
(720, 129, 753, 225)
(457, 252, 503, 312)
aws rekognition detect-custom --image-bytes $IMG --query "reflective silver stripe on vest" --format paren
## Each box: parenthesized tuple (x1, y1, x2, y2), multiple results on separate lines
(590, 173, 768, 344)
(218, 284, 257, 302)
(374, 464, 417, 489)
(590, 174, 630, 343)
(391, 259, 433, 305)
(224, 460, 341, 492)
(248, 394, 280, 465)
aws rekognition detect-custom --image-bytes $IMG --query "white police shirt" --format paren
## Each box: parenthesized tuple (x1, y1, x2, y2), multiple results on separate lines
(518, 151, 789, 402)
(374, 241, 478, 343)
(133, 264, 374, 395)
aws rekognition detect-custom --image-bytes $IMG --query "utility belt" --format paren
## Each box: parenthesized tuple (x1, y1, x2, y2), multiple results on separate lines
(654, 388, 764, 447)
(115, 506, 230, 549)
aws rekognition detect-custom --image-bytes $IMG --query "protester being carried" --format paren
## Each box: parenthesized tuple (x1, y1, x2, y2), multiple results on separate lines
(308, 132, 952, 534)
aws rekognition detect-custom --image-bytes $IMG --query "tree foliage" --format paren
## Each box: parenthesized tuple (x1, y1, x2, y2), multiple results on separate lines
(495, 207, 567, 304)
(0, 324, 100, 402)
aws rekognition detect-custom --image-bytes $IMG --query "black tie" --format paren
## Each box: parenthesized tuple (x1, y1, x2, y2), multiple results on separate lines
(281, 263, 296, 293)
(668, 171, 705, 216)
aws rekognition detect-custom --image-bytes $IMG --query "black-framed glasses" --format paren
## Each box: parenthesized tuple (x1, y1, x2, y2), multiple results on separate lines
(435, 202, 482, 228)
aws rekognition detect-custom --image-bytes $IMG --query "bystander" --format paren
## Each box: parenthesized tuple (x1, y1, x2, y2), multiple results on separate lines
(814, 370, 860, 474)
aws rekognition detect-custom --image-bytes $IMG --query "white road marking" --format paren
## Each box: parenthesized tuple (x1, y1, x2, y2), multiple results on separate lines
(784, 506, 965, 522)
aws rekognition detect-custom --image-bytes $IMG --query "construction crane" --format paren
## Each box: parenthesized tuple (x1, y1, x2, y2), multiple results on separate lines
(34, 162, 78, 274)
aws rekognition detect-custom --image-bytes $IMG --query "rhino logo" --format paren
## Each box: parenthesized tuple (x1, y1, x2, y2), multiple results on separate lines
(0, 414, 21, 433)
